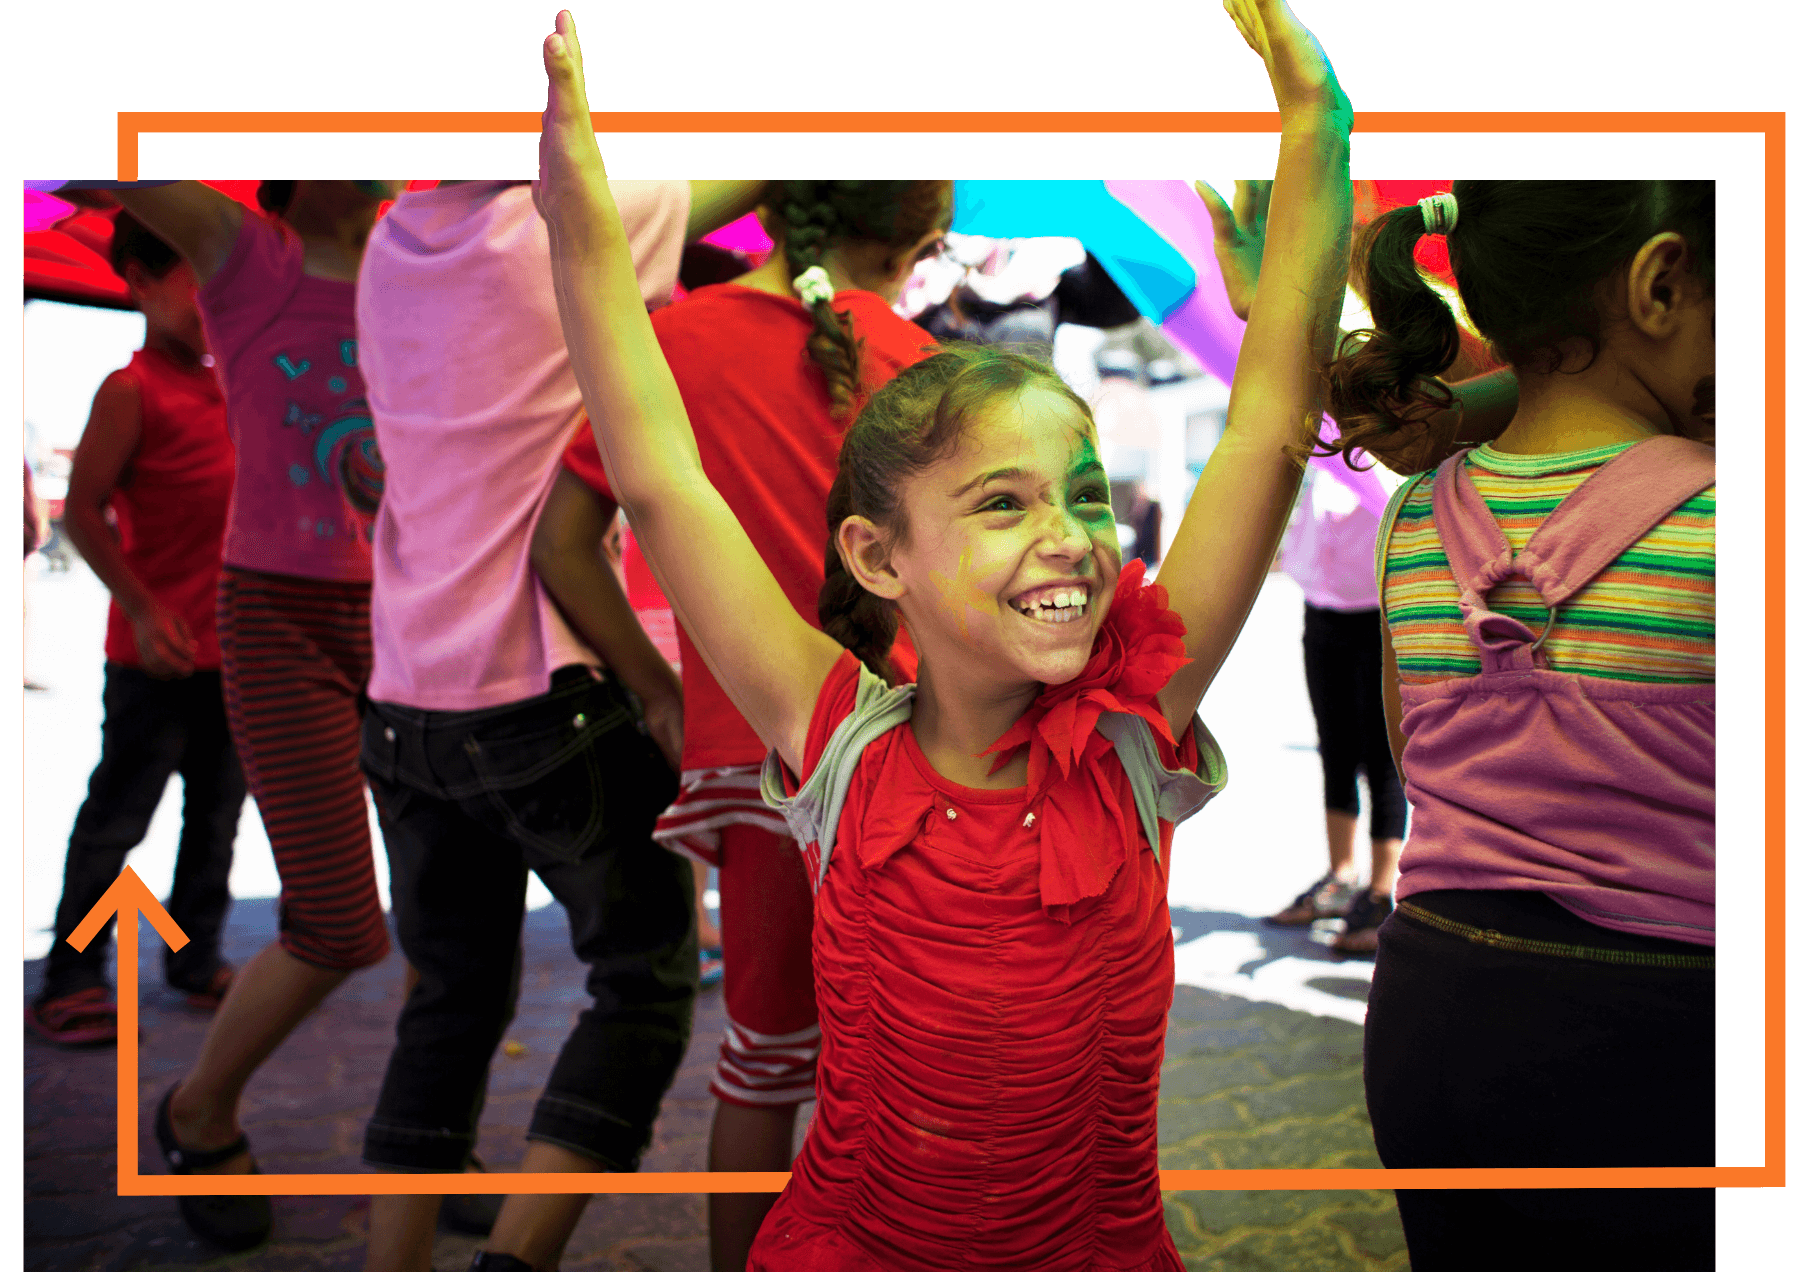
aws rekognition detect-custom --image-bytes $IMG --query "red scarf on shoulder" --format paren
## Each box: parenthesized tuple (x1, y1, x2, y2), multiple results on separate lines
(981, 560, 1191, 920)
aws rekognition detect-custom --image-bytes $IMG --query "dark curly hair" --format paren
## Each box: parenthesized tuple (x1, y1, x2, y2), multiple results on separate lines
(108, 211, 182, 282)
(256, 180, 298, 218)
(1323, 181, 1714, 471)
(819, 344, 1092, 682)
(765, 181, 951, 419)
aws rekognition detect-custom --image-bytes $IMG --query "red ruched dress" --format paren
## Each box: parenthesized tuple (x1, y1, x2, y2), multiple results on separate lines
(750, 562, 1225, 1271)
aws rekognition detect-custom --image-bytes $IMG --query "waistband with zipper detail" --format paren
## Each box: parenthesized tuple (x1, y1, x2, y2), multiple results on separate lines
(1395, 901, 1714, 969)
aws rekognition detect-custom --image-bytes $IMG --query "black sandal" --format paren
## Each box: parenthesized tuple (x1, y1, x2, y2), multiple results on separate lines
(153, 1084, 273, 1251)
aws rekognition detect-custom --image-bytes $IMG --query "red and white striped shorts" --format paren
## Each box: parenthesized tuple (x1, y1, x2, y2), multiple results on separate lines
(658, 770, 817, 1108)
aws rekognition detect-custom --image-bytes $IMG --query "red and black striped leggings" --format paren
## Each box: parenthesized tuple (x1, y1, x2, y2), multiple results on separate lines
(217, 566, 389, 971)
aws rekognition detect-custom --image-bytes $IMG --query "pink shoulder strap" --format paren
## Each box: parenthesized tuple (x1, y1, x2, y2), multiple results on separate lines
(1429, 437, 1715, 673)
(1512, 435, 1715, 606)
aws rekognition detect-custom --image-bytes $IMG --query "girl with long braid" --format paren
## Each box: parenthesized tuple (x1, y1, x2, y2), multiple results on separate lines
(535, 0, 1350, 1263)
(1329, 181, 1715, 1268)
(548, 179, 944, 1269)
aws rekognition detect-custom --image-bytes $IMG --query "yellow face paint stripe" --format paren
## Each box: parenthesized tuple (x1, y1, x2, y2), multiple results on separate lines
(929, 545, 1003, 640)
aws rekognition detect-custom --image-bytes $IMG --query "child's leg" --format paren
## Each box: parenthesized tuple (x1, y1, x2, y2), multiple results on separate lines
(1306, 606, 1365, 880)
(170, 571, 383, 1162)
(164, 670, 245, 994)
(694, 855, 722, 948)
(481, 681, 691, 1267)
(361, 753, 529, 1272)
(1354, 608, 1407, 895)
(40, 665, 185, 1003)
(1272, 605, 1361, 925)
(708, 821, 818, 1272)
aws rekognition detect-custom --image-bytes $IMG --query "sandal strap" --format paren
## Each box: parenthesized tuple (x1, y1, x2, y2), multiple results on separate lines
(34, 989, 117, 1030)
(155, 1085, 253, 1173)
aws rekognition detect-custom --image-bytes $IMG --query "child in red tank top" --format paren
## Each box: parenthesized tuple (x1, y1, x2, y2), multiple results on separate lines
(30, 211, 244, 1047)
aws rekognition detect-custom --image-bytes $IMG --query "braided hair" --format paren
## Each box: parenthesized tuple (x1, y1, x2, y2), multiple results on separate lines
(819, 344, 1094, 682)
(1323, 181, 1714, 472)
(766, 181, 950, 418)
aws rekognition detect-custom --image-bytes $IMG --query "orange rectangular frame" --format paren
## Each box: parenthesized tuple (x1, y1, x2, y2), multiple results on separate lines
(112, 109, 1784, 1195)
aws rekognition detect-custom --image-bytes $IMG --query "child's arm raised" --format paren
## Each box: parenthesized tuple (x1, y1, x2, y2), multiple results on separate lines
(535, 11, 843, 775)
(1155, 0, 1352, 736)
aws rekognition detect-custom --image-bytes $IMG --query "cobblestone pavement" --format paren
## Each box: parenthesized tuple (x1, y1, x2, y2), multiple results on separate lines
(24, 898, 1407, 1272)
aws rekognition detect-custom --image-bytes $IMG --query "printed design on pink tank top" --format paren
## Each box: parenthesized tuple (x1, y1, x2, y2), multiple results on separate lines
(274, 336, 384, 530)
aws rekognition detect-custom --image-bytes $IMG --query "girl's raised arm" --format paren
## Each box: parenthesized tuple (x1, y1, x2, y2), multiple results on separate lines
(1155, 0, 1353, 736)
(535, 11, 844, 774)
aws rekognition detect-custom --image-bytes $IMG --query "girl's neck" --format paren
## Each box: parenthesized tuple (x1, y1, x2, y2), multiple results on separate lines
(909, 661, 1039, 790)
(1488, 352, 1673, 456)
(285, 203, 377, 283)
(144, 327, 204, 369)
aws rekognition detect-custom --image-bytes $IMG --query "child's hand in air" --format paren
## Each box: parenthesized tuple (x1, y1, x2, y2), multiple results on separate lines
(1196, 178, 1271, 322)
(534, 10, 612, 247)
(1224, 0, 1350, 129)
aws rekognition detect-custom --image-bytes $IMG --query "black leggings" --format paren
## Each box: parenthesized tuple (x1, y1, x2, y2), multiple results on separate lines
(1365, 890, 1715, 1270)
(1301, 604, 1406, 840)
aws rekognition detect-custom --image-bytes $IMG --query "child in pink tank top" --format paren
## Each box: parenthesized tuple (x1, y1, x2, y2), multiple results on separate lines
(1323, 179, 1716, 1269)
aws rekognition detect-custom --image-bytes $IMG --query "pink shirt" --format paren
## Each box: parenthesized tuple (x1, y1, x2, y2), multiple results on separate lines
(199, 213, 378, 580)
(1388, 439, 1715, 945)
(1280, 464, 1400, 611)
(358, 180, 689, 711)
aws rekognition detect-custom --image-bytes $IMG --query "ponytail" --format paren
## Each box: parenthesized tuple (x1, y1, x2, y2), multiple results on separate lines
(1320, 204, 1460, 472)
(777, 184, 866, 418)
(1323, 180, 1716, 473)
(766, 180, 953, 419)
(820, 471, 899, 684)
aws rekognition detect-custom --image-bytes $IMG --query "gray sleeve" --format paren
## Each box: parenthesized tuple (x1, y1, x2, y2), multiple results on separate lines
(1095, 711, 1228, 865)
(760, 663, 916, 889)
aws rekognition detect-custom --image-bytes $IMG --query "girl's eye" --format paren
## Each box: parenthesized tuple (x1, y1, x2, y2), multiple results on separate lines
(982, 496, 1022, 513)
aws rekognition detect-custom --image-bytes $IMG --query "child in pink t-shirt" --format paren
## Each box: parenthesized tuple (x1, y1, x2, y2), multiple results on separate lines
(354, 177, 758, 1272)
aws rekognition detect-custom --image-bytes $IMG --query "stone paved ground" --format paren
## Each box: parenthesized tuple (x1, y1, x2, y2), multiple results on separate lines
(24, 898, 1407, 1271)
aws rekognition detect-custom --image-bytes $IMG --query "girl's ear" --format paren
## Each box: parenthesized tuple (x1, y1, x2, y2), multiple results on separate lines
(1625, 231, 1697, 338)
(837, 515, 905, 600)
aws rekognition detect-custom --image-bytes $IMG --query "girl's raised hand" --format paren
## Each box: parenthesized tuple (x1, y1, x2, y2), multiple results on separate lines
(1196, 178, 1271, 322)
(535, 11, 609, 239)
(1223, 0, 1349, 127)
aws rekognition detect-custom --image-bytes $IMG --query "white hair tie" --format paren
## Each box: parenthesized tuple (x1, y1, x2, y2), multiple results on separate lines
(1418, 192, 1459, 236)
(793, 265, 836, 307)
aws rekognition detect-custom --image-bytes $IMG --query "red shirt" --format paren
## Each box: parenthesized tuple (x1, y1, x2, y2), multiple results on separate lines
(102, 346, 236, 669)
(751, 569, 1209, 1271)
(561, 283, 932, 768)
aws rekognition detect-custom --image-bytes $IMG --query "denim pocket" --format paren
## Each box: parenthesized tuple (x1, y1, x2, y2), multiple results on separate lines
(464, 713, 611, 866)
(361, 709, 401, 784)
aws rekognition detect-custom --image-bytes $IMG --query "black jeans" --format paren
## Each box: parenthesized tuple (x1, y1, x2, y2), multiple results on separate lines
(360, 669, 693, 1172)
(1364, 891, 1714, 1270)
(41, 665, 244, 1001)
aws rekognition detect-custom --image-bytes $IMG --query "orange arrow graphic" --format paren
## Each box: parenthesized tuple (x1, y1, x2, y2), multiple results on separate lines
(71, 867, 1746, 1196)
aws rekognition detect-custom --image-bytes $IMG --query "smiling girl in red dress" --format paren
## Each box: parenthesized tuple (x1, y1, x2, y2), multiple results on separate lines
(531, 0, 1352, 1265)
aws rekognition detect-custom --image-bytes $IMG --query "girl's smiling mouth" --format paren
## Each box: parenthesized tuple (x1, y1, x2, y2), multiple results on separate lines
(1009, 580, 1092, 624)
